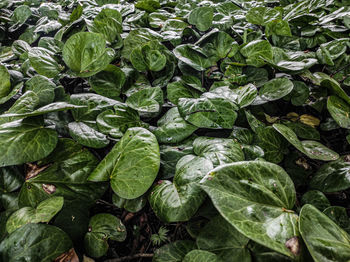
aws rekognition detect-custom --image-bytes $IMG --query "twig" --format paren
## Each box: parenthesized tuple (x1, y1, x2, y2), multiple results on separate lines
(104, 253, 153, 262)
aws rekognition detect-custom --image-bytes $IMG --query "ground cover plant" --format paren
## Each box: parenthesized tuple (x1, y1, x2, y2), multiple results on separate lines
(1, 0, 350, 261)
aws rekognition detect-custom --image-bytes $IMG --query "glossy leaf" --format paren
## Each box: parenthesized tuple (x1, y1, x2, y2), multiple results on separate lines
(327, 96, 350, 129)
(200, 161, 299, 257)
(299, 204, 350, 262)
(154, 107, 197, 144)
(0, 223, 72, 262)
(0, 120, 58, 167)
(89, 127, 160, 199)
(63, 32, 115, 77)
(84, 213, 126, 258)
(6, 196, 64, 233)
(149, 156, 213, 222)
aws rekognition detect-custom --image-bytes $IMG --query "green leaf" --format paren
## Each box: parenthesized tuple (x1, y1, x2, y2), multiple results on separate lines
(323, 206, 350, 233)
(167, 81, 201, 105)
(196, 216, 251, 262)
(126, 86, 163, 114)
(135, 0, 160, 12)
(25, 75, 55, 106)
(173, 44, 212, 71)
(301, 190, 330, 211)
(0, 166, 23, 193)
(0, 102, 85, 118)
(130, 41, 167, 72)
(112, 194, 146, 213)
(91, 8, 122, 43)
(259, 78, 294, 101)
(84, 213, 126, 258)
(89, 127, 160, 199)
(246, 7, 281, 26)
(68, 121, 109, 149)
(240, 40, 273, 67)
(188, 7, 213, 31)
(255, 126, 285, 163)
(0, 120, 58, 167)
(265, 20, 292, 37)
(0, 223, 72, 262)
(200, 161, 299, 258)
(273, 124, 339, 161)
(197, 30, 238, 63)
(154, 107, 197, 144)
(310, 158, 350, 192)
(28, 47, 63, 78)
(121, 28, 163, 60)
(18, 138, 105, 207)
(96, 104, 143, 138)
(284, 122, 320, 140)
(70, 93, 121, 121)
(327, 96, 350, 129)
(89, 65, 125, 99)
(299, 204, 350, 262)
(0, 65, 11, 98)
(12, 5, 32, 24)
(290, 81, 310, 106)
(153, 240, 196, 262)
(63, 32, 115, 77)
(183, 250, 219, 262)
(178, 94, 238, 129)
(193, 137, 244, 166)
(6, 196, 64, 234)
(149, 156, 213, 222)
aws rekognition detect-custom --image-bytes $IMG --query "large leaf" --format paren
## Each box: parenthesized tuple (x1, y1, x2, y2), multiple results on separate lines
(273, 123, 339, 161)
(173, 44, 212, 71)
(200, 161, 300, 258)
(28, 47, 63, 78)
(196, 216, 251, 262)
(6, 196, 64, 233)
(188, 7, 213, 31)
(178, 94, 238, 129)
(88, 127, 160, 199)
(18, 138, 105, 207)
(299, 204, 350, 262)
(149, 156, 213, 222)
(310, 157, 350, 192)
(68, 121, 109, 149)
(240, 40, 273, 67)
(327, 96, 350, 129)
(0, 120, 58, 167)
(126, 86, 163, 114)
(0, 223, 72, 262)
(193, 137, 244, 166)
(154, 107, 197, 144)
(84, 213, 126, 258)
(62, 32, 115, 77)
(96, 104, 144, 138)
(259, 78, 294, 101)
(89, 65, 125, 99)
(91, 8, 122, 43)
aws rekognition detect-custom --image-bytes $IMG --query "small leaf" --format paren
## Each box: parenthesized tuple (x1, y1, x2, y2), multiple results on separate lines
(6, 196, 64, 233)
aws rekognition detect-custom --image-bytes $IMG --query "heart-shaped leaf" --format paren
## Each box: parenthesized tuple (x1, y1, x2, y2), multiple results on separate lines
(327, 96, 350, 129)
(193, 137, 244, 166)
(200, 161, 299, 257)
(149, 156, 213, 222)
(88, 127, 160, 199)
(299, 204, 350, 262)
(63, 32, 115, 77)
(84, 213, 126, 258)
(0, 120, 58, 167)
(0, 223, 72, 262)
(154, 107, 197, 144)
(153, 240, 196, 262)
(6, 196, 64, 233)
